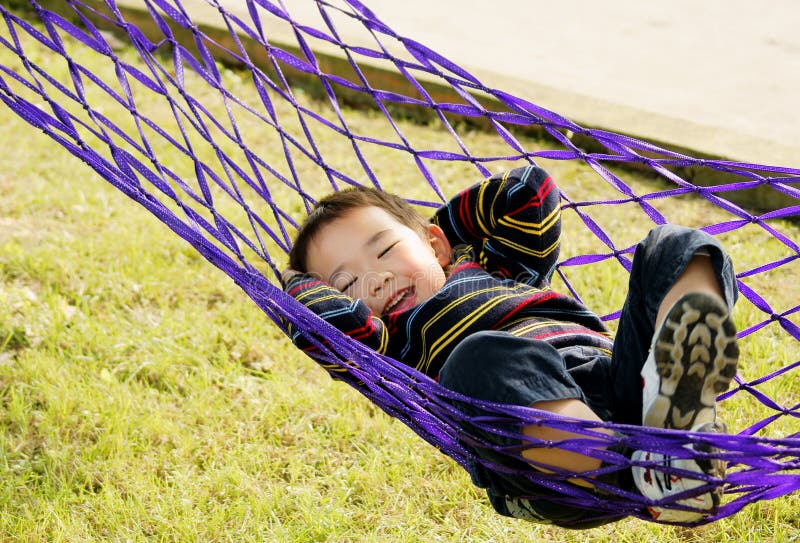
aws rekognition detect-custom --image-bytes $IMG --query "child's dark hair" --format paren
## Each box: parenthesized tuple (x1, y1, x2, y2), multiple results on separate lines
(289, 186, 429, 272)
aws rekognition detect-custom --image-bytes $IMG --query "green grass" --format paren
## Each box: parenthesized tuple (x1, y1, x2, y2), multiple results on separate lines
(1, 10, 799, 542)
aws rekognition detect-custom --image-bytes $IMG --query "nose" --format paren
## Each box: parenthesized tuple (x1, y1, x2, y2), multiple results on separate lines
(369, 271, 392, 297)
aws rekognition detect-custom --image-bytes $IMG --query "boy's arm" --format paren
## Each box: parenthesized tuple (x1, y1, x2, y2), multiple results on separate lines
(282, 271, 389, 378)
(432, 165, 562, 285)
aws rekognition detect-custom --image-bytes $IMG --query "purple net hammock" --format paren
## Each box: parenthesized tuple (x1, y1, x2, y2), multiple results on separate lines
(1, 0, 799, 526)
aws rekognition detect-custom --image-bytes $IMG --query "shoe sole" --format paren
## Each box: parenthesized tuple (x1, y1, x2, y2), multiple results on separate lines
(644, 292, 739, 430)
(693, 421, 728, 485)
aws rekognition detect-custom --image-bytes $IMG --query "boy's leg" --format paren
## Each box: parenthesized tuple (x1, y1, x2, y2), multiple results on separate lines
(520, 398, 612, 485)
(439, 330, 622, 528)
(655, 253, 725, 332)
(612, 225, 739, 521)
(612, 225, 738, 425)
(643, 274, 738, 430)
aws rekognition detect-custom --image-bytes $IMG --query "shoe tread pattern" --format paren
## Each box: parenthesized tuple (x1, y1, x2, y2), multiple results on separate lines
(644, 293, 739, 430)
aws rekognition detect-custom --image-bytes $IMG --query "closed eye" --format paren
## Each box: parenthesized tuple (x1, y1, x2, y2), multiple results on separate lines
(378, 242, 398, 258)
(340, 277, 356, 292)
(332, 273, 356, 293)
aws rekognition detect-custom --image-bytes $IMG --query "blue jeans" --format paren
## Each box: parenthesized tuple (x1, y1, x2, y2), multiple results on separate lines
(437, 225, 738, 527)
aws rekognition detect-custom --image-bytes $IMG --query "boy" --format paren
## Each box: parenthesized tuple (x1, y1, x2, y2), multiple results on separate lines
(282, 165, 739, 527)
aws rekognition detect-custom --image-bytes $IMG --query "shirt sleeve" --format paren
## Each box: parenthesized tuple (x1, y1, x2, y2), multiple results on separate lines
(282, 273, 389, 379)
(432, 165, 562, 286)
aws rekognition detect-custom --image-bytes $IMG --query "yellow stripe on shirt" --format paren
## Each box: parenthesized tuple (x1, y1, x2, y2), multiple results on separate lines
(416, 283, 532, 373)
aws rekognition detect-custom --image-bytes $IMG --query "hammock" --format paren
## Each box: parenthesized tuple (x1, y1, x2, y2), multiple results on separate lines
(1, 0, 798, 526)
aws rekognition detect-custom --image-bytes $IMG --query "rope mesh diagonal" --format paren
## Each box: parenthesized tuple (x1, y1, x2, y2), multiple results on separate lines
(1, 0, 799, 525)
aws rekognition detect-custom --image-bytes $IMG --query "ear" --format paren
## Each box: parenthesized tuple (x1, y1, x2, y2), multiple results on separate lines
(426, 223, 452, 267)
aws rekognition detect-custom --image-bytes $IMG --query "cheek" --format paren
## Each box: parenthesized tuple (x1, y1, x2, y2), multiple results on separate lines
(415, 255, 443, 278)
(419, 256, 447, 290)
(433, 266, 448, 290)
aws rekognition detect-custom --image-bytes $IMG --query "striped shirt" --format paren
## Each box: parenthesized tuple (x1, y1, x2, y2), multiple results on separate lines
(284, 166, 613, 379)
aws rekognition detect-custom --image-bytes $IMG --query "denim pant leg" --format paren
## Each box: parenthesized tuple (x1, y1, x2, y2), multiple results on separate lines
(611, 225, 738, 426)
(439, 330, 585, 409)
(438, 330, 584, 494)
(438, 330, 620, 528)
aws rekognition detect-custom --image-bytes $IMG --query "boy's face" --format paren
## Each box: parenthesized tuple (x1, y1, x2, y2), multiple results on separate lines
(305, 205, 452, 317)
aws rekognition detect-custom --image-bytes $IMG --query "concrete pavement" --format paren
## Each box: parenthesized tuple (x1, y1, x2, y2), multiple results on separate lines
(119, 0, 800, 167)
(327, 0, 800, 167)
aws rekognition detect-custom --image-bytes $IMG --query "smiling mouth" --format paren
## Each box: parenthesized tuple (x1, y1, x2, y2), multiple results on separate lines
(382, 286, 416, 316)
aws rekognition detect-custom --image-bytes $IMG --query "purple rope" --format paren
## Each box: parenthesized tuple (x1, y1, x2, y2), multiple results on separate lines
(1, 0, 799, 525)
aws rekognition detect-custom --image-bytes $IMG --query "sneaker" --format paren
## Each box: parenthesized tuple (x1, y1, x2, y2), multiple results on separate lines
(636, 292, 739, 521)
(502, 496, 553, 524)
(631, 421, 727, 522)
(641, 292, 739, 430)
